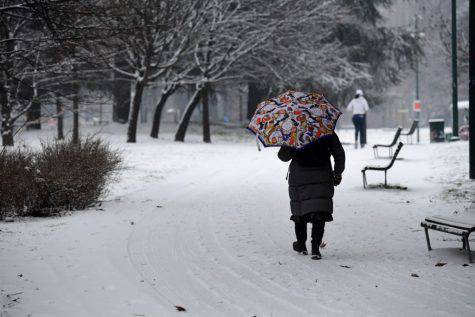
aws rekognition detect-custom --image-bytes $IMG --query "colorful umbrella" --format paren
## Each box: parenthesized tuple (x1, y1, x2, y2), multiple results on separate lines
(247, 90, 341, 149)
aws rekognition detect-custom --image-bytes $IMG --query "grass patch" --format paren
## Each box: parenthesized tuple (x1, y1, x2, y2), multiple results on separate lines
(366, 183, 408, 190)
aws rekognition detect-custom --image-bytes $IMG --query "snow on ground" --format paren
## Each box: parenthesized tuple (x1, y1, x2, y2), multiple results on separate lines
(1, 125, 474, 317)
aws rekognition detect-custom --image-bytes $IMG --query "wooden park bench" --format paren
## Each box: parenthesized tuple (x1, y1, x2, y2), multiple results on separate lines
(421, 215, 475, 263)
(401, 120, 418, 144)
(373, 127, 402, 158)
(362, 142, 403, 188)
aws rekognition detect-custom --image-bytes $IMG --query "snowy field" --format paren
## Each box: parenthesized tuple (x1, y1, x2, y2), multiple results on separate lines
(1, 125, 474, 316)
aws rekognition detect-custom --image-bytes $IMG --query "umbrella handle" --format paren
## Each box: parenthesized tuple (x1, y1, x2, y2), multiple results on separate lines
(255, 134, 261, 152)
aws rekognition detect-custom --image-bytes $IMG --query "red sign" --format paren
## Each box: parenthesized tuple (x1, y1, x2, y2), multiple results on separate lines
(413, 100, 421, 112)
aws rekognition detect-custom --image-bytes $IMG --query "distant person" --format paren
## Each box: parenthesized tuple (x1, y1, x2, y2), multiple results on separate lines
(278, 132, 345, 260)
(347, 89, 369, 148)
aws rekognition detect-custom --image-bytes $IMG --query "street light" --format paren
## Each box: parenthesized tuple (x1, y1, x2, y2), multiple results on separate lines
(412, 14, 424, 143)
(451, 0, 459, 140)
(470, 0, 475, 179)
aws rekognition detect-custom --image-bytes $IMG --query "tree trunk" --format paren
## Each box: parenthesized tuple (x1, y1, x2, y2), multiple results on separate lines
(202, 83, 211, 143)
(26, 97, 41, 130)
(0, 23, 13, 146)
(112, 79, 131, 123)
(56, 98, 64, 140)
(247, 82, 269, 120)
(1, 120, 13, 146)
(72, 81, 80, 144)
(0, 85, 13, 146)
(150, 86, 176, 138)
(127, 80, 146, 143)
(175, 87, 202, 142)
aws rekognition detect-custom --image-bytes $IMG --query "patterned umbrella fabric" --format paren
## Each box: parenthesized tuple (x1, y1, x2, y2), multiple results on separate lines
(248, 90, 342, 149)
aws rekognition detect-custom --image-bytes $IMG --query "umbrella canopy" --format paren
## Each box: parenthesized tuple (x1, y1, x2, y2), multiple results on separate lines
(248, 90, 342, 149)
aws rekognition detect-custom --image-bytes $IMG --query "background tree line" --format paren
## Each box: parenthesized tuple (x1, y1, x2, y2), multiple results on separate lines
(1, 0, 422, 146)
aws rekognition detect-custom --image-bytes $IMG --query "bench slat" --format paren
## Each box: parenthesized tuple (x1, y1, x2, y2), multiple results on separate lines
(425, 216, 475, 232)
(421, 221, 470, 235)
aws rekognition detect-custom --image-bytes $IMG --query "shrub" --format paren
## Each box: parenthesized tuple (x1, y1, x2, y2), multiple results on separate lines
(0, 149, 36, 218)
(32, 137, 122, 215)
(0, 137, 122, 218)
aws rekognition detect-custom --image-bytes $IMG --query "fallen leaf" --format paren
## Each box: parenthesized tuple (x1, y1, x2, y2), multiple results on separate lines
(175, 305, 186, 312)
(411, 273, 419, 278)
(435, 262, 447, 267)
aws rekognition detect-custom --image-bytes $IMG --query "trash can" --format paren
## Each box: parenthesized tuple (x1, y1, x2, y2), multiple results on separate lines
(429, 119, 445, 143)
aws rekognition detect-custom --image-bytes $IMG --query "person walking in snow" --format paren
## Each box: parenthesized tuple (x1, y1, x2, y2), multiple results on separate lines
(347, 89, 369, 148)
(278, 132, 345, 260)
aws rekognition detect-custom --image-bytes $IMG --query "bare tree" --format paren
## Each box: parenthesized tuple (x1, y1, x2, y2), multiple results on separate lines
(174, 0, 274, 142)
(244, 1, 370, 90)
(172, 0, 368, 142)
(88, 0, 206, 143)
(0, 0, 98, 146)
(0, 2, 48, 146)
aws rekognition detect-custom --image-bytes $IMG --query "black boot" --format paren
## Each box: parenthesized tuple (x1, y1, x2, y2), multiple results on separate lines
(293, 217, 308, 255)
(293, 241, 308, 255)
(311, 219, 325, 260)
(311, 244, 322, 260)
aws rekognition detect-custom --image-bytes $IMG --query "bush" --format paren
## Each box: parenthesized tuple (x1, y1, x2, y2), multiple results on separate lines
(0, 137, 122, 218)
(0, 149, 36, 218)
(33, 137, 122, 216)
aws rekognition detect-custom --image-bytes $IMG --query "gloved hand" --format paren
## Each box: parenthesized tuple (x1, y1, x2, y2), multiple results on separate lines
(333, 173, 342, 186)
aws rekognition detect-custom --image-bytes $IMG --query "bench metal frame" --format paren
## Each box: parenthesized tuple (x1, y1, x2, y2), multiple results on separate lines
(373, 127, 402, 158)
(421, 217, 474, 263)
(400, 120, 418, 144)
(362, 142, 403, 188)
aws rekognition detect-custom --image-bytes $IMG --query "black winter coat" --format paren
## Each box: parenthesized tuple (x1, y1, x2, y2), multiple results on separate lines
(278, 133, 345, 219)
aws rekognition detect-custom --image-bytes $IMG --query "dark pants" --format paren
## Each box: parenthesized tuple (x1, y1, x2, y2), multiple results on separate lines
(352, 114, 366, 145)
(294, 216, 325, 248)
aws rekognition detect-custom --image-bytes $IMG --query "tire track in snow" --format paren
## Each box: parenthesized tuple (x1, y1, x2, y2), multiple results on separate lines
(200, 211, 333, 316)
(195, 164, 337, 314)
(124, 149, 285, 315)
(126, 148, 341, 316)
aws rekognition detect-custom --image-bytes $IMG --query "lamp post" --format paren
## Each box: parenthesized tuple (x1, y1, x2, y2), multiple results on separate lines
(414, 15, 422, 143)
(452, 0, 459, 139)
(470, 0, 474, 179)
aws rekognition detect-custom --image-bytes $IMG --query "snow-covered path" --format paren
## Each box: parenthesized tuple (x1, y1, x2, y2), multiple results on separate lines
(1, 129, 474, 316)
